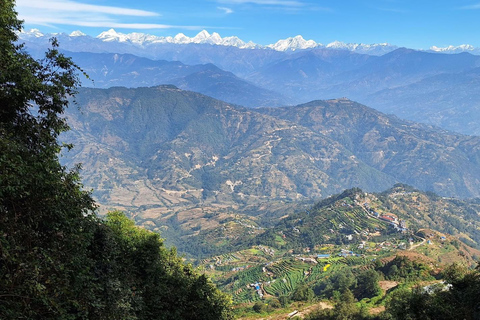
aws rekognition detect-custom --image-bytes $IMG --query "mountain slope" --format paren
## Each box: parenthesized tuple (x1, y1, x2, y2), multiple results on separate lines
(362, 67, 480, 135)
(63, 87, 480, 221)
(258, 98, 480, 198)
(64, 86, 397, 215)
(257, 185, 480, 250)
(21, 29, 480, 135)
(67, 52, 289, 107)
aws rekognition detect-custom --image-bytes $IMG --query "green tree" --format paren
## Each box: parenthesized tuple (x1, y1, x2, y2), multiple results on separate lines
(103, 211, 234, 320)
(384, 263, 480, 320)
(291, 284, 315, 302)
(305, 290, 363, 320)
(267, 298, 282, 310)
(385, 287, 432, 320)
(355, 269, 381, 300)
(334, 290, 361, 320)
(314, 269, 356, 299)
(0, 2, 233, 319)
(253, 301, 266, 313)
(279, 295, 290, 307)
(0, 1, 97, 317)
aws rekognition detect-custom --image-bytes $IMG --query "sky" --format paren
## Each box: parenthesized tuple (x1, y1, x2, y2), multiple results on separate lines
(14, 0, 480, 49)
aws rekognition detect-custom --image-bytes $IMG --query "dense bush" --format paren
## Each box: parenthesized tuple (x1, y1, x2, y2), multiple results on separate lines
(0, 2, 232, 319)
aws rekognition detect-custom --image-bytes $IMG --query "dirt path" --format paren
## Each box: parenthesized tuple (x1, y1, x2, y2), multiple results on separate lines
(409, 238, 426, 250)
(379, 280, 398, 291)
(294, 302, 332, 318)
(238, 301, 333, 320)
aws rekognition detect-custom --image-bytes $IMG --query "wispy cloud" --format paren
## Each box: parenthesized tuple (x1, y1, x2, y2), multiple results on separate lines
(218, 6, 234, 14)
(460, 3, 480, 9)
(16, 0, 159, 16)
(20, 16, 204, 30)
(16, 0, 204, 30)
(374, 7, 407, 13)
(217, 0, 305, 7)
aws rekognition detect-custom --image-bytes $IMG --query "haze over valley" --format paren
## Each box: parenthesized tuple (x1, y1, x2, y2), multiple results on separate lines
(5, 1, 480, 319)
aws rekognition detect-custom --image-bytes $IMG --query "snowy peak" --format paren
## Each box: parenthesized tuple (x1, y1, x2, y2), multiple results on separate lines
(97, 29, 128, 42)
(17, 28, 394, 53)
(268, 35, 320, 51)
(93, 29, 254, 47)
(325, 41, 398, 55)
(70, 30, 86, 37)
(326, 40, 351, 49)
(94, 29, 321, 50)
(20, 28, 45, 38)
(430, 44, 477, 54)
(173, 33, 189, 44)
(18, 28, 480, 56)
(192, 30, 211, 42)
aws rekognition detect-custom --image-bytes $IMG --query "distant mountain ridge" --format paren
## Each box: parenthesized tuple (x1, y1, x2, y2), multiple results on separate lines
(21, 29, 480, 135)
(20, 28, 480, 55)
(246, 48, 480, 135)
(20, 28, 399, 54)
(66, 51, 290, 107)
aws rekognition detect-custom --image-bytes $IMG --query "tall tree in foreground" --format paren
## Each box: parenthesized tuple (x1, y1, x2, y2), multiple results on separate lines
(1, 0, 98, 317)
(0, 1, 233, 319)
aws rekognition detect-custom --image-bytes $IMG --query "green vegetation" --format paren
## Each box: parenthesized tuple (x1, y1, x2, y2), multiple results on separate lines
(384, 264, 480, 320)
(376, 256, 433, 282)
(61, 77, 480, 250)
(0, 2, 232, 319)
(305, 289, 368, 320)
(4, 1, 480, 318)
(198, 185, 479, 316)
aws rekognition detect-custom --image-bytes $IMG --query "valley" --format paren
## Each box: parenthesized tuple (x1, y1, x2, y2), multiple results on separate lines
(60, 81, 480, 317)
(193, 185, 480, 317)
(63, 86, 480, 216)
(7, 16, 480, 319)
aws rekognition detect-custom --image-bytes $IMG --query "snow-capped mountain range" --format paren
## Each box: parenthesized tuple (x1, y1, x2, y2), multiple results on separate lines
(18, 28, 480, 56)
(18, 28, 402, 55)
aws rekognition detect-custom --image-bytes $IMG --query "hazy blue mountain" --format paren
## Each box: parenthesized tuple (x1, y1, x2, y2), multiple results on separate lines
(327, 49, 480, 97)
(248, 49, 480, 135)
(23, 31, 480, 135)
(21, 33, 287, 77)
(362, 67, 480, 135)
(249, 48, 480, 101)
(245, 49, 375, 100)
(67, 52, 289, 107)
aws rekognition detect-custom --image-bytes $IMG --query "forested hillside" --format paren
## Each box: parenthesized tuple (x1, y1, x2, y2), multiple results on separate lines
(58, 86, 480, 254)
(0, 2, 232, 319)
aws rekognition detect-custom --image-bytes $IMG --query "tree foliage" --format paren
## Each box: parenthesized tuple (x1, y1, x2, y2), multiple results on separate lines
(305, 290, 367, 320)
(291, 284, 315, 302)
(0, 1, 232, 319)
(355, 269, 381, 300)
(384, 263, 480, 320)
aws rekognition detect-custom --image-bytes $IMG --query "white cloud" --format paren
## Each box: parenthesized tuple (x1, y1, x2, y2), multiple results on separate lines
(218, 6, 234, 14)
(16, 0, 159, 16)
(20, 16, 204, 30)
(15, 0, 203, 30)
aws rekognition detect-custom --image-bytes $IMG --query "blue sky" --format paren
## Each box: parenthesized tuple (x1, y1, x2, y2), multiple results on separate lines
(15, 0, 480, 49)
